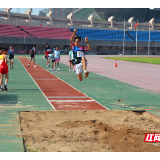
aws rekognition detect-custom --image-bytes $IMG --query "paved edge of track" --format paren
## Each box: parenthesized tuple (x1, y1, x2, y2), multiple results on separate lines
(19, 57, 108, 110)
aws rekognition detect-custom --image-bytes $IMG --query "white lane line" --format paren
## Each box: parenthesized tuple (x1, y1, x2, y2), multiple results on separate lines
(18, 58, 56, 110)
(47, 96, 89, 98)
(50, 100, 95, 102)
(35, 79, 59, 80)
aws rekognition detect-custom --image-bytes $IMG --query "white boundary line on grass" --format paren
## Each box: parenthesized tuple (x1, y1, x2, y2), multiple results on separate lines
(18, 58, 56, 110)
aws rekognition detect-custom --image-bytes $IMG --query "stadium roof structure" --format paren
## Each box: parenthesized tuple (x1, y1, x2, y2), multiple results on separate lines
(0, 8, 160, 31)
(73, 8, 102, 20)
(94, 8, 160, 23)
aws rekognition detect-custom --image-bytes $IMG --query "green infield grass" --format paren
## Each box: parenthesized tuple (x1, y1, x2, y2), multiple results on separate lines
(104, 57, 160, 65)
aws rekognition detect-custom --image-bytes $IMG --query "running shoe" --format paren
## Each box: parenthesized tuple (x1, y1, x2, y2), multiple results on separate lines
(34, 65, 37, 68)
(50, 69, 53, 71)
(58, 68, 60, 70)
(69, 69, 71, 71)
(28, 64, 30, 67)
(53, 68, 55, 70)
(0, 88, 4, 91)
(85, 71, 89, 78)
(4, 85, 8, 91)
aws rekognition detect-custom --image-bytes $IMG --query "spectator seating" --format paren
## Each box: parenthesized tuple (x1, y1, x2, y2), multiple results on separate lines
(0, 24, 160, 42)
(18, 26, 73, 39)
(0, 24, 74, 39)
(0, 24, 32, 38)
(70, 28, 160, 42)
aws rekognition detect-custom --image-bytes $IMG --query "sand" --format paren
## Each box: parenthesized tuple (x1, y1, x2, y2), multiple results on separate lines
(19, 110, 160, 152)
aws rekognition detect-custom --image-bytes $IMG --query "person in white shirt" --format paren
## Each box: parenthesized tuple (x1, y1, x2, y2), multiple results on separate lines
(53, 47, 60, 70)
(69, 50, 75, 72)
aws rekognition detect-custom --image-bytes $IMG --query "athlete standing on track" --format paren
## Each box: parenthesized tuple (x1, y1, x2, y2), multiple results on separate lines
(28, 45, 36, 68)
(53, 47, 60, 70)
(69, 50, 75, 72)
(0, 47, 9, 91)
(43, 43, 51, 69)
(70, 29, 91, 81)
(49, 52, 55, 71)
(8, 46, 14, 70)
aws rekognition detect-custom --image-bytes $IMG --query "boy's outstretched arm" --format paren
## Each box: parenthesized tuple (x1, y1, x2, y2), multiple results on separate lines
(70, 29, 77, 44)
(85, 37, 91, 51)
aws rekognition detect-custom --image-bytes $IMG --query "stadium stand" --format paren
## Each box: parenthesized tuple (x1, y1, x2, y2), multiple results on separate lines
(0, 24, 74, 39)
(0, 24, 32, 38)
(1, 23, 160, 42)
(70, 28, 160, 42)
(18, 26, 73, 39)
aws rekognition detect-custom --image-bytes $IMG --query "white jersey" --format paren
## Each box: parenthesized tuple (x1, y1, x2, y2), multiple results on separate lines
(48, 54, 54, 60)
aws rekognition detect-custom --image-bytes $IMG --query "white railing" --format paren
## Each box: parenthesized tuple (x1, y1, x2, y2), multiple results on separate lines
(1, 10, 160, 31)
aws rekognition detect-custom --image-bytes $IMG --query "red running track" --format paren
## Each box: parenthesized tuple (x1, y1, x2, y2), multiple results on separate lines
(19, 57, 107, 111)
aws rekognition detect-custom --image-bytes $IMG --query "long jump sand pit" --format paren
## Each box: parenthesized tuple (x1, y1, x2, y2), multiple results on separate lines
(19, 110, 160, 152)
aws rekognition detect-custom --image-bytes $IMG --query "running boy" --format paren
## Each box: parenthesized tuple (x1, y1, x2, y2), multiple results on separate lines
(0, 47, 9, 91)
(8, 46, 14, 69)
(53, 47, 60, 70)
(70, 29, 91, 81)
(28, 45, 36, 68)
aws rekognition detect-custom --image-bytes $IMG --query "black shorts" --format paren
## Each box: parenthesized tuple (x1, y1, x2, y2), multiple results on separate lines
(9, 55, 14, 59)
(30, 54, 35, 59)
(52, 59, 55, 62)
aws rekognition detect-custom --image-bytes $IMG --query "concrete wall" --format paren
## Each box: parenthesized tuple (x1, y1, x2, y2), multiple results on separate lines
(1, 37, 160, 55)
(1, 37, 160, 47)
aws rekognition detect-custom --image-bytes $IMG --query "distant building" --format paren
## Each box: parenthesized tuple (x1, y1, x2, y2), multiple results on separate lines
(39, 8, 78, 18)
(39, 9, 49, 17)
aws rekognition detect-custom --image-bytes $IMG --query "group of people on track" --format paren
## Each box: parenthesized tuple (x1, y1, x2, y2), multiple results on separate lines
(41, 29, 90, 81)
(43, 44, 61, 71)
(0, 28, 91, 91)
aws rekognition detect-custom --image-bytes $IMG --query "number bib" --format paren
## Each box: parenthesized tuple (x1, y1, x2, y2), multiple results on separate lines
(77, 51, 84, 57)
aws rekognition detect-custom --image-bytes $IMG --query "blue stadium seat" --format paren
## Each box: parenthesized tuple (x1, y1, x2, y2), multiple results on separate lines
(70, 28, 160, 42)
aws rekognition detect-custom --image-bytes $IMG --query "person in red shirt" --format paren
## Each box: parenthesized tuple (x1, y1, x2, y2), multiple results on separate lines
(0, 47, 9, 91)
(43, 43, 51, 69)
